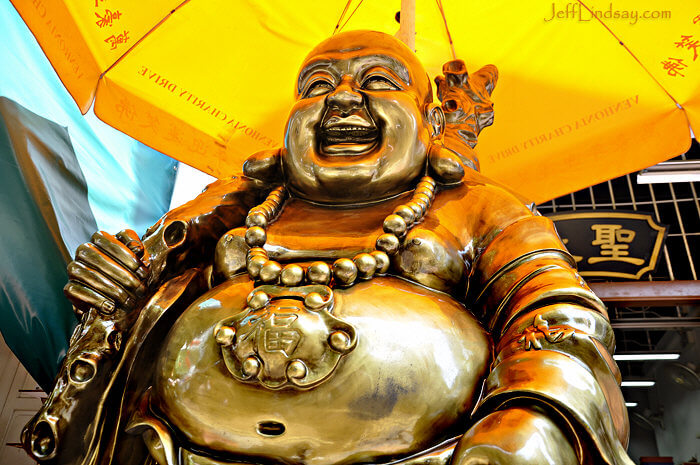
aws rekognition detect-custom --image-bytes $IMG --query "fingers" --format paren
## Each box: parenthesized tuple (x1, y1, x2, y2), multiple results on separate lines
(67, 261, 134, 307)
(116, 229, 145, 257)
(75, 243, 142, 291)
(91, 231, 147, 279)
(67, 229, 151, 316)
(64, 281, 116, 315)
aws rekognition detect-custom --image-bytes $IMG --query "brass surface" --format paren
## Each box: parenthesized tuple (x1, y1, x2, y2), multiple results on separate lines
(26, 30, 633, 465)
(155, 275, 488, 465)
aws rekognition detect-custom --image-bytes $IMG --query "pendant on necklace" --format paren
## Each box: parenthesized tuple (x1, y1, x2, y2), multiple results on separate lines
(214, 284, 357, 390)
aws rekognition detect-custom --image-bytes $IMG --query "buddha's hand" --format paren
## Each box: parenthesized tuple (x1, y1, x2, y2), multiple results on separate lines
(64, 230, 149, 316)
(452, 407, 579, 465)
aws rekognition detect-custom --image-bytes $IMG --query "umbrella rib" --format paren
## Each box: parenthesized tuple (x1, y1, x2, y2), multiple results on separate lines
(576, 0, 682, 110)
(338, 0, 366, 34)
(333, 0, 353, 35)
(98, 0, 191, 81)
(434, 0, 456, 60)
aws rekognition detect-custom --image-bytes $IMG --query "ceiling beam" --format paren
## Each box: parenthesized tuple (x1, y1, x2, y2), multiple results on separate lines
(590, 280, 700, 307)
(610, 317, 700, 330)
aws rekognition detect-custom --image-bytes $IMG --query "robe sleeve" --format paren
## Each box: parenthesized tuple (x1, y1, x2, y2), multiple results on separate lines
(140, 175, 268, 284)
(467, 200, 633, 465)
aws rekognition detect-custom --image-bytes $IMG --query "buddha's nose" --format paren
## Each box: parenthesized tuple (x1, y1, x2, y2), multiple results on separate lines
(326, 83, 363, 115)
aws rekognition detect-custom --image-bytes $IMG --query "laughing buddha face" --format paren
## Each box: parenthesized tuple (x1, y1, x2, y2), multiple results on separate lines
(281, 30, 443, 204)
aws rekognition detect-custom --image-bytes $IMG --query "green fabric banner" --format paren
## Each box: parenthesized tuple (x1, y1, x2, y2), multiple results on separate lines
(0, 98, 97, 390)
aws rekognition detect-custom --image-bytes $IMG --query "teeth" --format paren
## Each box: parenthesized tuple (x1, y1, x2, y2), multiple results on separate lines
(325, 126, 374, 132)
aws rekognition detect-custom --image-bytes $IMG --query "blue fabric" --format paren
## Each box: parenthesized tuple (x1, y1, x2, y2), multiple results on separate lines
(0, 1, 178, 385)
(0, 1, 177, 240)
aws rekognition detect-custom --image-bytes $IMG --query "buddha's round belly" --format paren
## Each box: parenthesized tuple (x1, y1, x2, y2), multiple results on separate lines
(154, 275, 491, 465)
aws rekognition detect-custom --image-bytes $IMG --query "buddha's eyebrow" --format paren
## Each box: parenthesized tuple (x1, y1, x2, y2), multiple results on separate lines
(356, 55, 411, 85)
(297, 59, 335, 94)
(297, 55, 411, 94)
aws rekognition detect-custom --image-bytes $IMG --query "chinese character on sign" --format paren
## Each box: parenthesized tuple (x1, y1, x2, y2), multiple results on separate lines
(94, 0, 106, 7)
(95, 9, 122, 28)
(675, 35, 699, 61)
(104, 30, 129, 50)
(661, 57, 688, 77)
(694, 14, 700, 24)
(588, 224, 645, 265)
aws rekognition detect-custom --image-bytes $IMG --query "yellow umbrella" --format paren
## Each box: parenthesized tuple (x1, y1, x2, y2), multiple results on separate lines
(10, 0, 697, 203)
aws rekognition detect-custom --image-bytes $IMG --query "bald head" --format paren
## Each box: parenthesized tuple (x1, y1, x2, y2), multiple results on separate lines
(296, 30, 433, 103)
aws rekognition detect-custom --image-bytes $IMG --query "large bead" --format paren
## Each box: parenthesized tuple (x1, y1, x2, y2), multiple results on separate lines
(414, 193, 432, 207)
(415, 186, 434, 199)
(281, 264, 304, 286)
(383, 214, 407, 236)
(333, 258, 358, 286)
(416, 180, 434, 192)
(246, 255, 267, 278)
(307, 261, 332, 285)
(393, 205, 415, 225)
(247, 247, 268, 259)
(259, 261, 282, 283)
(406, 201, 425, 218)
(259, 203, 275, 219)
(353, 253, 377, 279)
(420, 176, 436, 187)
(376, 233, 400, 255)
(245, 212, 268, 228)
(371, 250, 391, 273)
(245, 226, 267, 247)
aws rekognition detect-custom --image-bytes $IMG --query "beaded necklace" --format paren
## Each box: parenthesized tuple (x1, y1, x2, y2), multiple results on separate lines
(242, 176, 437, 288)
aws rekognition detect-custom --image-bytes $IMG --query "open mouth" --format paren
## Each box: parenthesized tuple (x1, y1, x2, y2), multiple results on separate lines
(320, 116, 379, 156)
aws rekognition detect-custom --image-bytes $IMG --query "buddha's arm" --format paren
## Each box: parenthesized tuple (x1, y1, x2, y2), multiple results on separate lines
(141, 174, 268, 284)
(462, 202, 633, 465)
(22, 175, 267, 464)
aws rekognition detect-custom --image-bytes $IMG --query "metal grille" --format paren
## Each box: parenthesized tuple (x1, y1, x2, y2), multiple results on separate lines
(536, 139, 700, 282)
(536, 140, 700, 360)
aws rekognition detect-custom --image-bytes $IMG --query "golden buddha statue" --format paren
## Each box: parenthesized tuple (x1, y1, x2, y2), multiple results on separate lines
(23, 31, 634, 465)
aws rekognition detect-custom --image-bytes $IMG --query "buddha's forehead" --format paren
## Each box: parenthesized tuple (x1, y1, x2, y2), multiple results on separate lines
(297, 30, 430, 96)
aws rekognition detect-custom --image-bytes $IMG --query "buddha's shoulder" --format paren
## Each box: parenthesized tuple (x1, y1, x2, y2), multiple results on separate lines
(201, 174, 271, 196)
(436, 169, 533, 214)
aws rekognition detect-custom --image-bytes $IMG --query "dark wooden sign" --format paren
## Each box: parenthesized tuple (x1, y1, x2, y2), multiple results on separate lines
(547, 210, 667, 280)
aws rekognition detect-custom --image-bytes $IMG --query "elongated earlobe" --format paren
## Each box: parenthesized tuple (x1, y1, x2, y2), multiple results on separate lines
(428, 144, 465, 184)
(243, 148, 282, 183)
(424, 103, 445, 139)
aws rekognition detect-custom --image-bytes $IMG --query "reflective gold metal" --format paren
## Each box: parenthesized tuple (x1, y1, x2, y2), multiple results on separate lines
(25, 30, 634, 465)
(214, 283, 356, 389)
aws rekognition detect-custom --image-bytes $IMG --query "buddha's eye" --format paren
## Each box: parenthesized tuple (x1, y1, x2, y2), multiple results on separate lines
(303, 79, 334, 98)
(362, 74, 400, 91)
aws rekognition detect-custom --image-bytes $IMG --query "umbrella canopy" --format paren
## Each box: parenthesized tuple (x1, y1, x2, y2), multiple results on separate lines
(10, 0, 697, 202)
